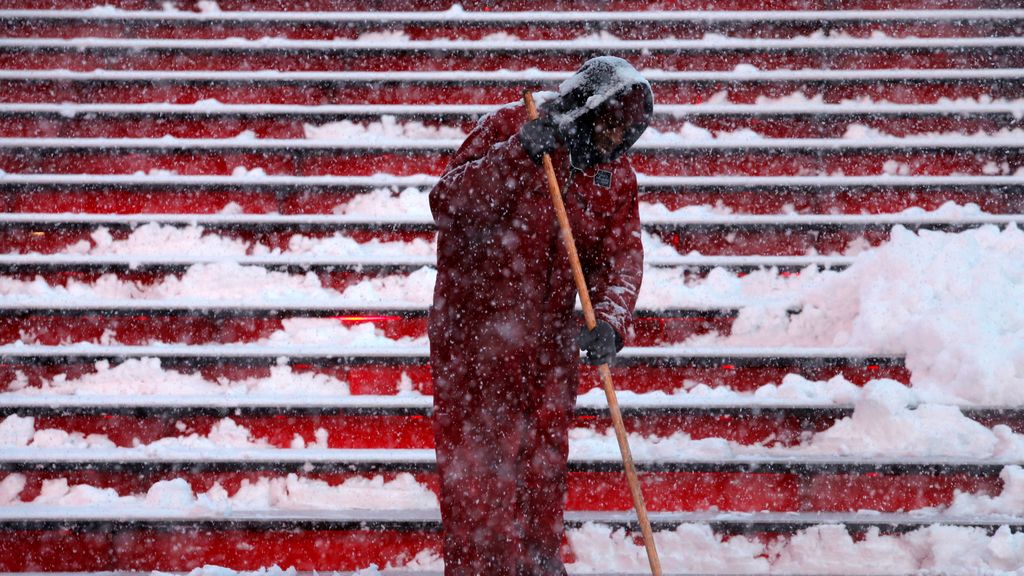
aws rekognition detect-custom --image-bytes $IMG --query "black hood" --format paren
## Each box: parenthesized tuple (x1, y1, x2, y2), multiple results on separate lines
(543, 56, 654, 170)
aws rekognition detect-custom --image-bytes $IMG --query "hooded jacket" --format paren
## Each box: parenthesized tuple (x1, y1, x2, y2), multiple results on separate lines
(428, 57, 649, 576)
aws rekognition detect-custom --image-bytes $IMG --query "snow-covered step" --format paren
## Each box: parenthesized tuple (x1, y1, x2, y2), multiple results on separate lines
(0, 301, 756, 318)
(2, 394, 1014, 450)
(5, 136, 1022, 151)
(0, 300, 747, 347)
(8, 37, 1020, 75)
(5, 173, 1023, 219)
(6, 68, 1018, 107)
(0, 344, 901, 367)
(5, 8, 1022, 24)
(13, 102, 1021, 140)
(0, 507, 1019, 534)
(0, 395, 841, 449)
(1, 393, 1013, 421)
(6, 101, 1023, 116)
(0, 394, 841, 415)
(0, 510, 1018, 572)
(3, 211, 1023, 230)
(0, 448, 1020, 476)
(4, 136, 1018, 178)
(9, 36, 1024, 51)
(3, 173, 1022, 190)
(7, 68, 1021, 83)
(0, 254, 857, 272)
(6, 173, 1024, 189)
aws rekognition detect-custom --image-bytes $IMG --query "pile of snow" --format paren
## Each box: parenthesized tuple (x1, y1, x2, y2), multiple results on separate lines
(331, 186, 431, 217)
(640, 123, 765, 143)
(4, 377, 1023, 460)
(303, 115, 467, 141)
(571, 380, 1024, 460)
(685, 223, 1024, 405)
(569, 522, 1024, 574)
(843, 124, 1024, 141)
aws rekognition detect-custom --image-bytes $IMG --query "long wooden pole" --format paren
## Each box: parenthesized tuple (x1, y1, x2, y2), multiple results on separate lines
(523, 91, 663, 576)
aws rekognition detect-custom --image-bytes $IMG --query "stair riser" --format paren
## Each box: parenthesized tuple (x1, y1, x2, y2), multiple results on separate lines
(0, 411, 823, 448)
(4, 48, 1022, 73)
(5, 410, 1022, 448)
(0, 316, 729, 347)
(4, 114, 1019, 139)
(4, 20, 1021, 41)
(0, 470, 999, 514)
(6, 187, 1023, 217)
(0, 225, 924, 257)
(2, 80, 1020, 106)
(0, 0, 1019, 11)
(1, 364, 907, 395)
(3, 149, 1020, 177)
(0, 528, 441, 572)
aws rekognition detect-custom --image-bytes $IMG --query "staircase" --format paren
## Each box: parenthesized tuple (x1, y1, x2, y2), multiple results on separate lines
(1, 1, 1023, 573)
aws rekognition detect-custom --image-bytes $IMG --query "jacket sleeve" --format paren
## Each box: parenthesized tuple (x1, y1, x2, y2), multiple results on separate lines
(429, 112, 539, 231)
(585, 171, 644, 346)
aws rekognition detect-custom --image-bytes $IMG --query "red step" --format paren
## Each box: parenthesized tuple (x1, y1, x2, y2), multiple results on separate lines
(0, 360, 908, 396)
(2, 146, 1019, 177)
(2, 75, 1020, 105)
(0, 0, 1017, 10)
(2, 111, 1019, 139)
(3, 45, 1020, 73)
(3, 177, 1022, 216)
(0, 469, 1000, 515)
(3, 11, 1021, 40)
(0, 314, 730, 347)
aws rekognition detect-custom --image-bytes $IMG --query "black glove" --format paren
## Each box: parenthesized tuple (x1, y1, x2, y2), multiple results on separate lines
(519, 116, 562, 165)
(578, 320, 623, 366)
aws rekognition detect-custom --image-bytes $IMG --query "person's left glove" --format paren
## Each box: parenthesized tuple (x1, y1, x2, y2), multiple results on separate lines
(519, 116, 562, 165)
(578, 320, 622, 366)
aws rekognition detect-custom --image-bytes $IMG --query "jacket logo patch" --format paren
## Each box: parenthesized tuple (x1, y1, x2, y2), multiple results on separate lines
(594, 170, 613, 188)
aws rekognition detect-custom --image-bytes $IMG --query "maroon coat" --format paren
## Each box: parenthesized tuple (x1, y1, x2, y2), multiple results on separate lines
(428, 98, 644, 576)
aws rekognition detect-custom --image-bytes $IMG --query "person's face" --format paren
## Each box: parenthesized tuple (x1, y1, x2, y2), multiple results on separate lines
(592, 116, 630, 159)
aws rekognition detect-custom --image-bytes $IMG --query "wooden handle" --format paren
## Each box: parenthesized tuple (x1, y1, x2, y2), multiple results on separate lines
(523, 90, 663, 576)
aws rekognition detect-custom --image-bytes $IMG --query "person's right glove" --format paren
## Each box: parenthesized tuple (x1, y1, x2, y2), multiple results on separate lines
(519, 116, 562, 165)
(578, 320, 622, 366)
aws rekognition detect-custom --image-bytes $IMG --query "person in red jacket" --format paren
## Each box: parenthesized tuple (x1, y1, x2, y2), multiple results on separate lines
(428, 56, 652, 576)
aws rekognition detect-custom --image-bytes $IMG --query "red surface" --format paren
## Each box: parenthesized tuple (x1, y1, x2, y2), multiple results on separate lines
(0, 470, 998, 514)
(3, 20, 1020, 41)
(0, 528, 442, 571)
(2, 49, 1018, 73)
(0, 470, 1004, 570)
(0, 0, 1019, 10)
(0, 363, 910, 396)
(0, 314, 724, 346)
(2, 114, 1017, 139)
(3, 80, 1023, 107)
(1, 149, 1019, 177)
(8, 409, 837, 449)
(0, 5, 1018, 570)
(6, 187, 1023, 217)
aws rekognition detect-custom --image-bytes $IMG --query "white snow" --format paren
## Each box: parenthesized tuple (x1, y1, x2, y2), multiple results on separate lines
(303, 115, 467, 141)
(8, 34, 1023, 52)
(0, 263, 435, 305)
(0, 472, 437, 511)
(3, 358, 353, 397)
(3, 378, 1023, 461)
(684, 224, 1024, 405)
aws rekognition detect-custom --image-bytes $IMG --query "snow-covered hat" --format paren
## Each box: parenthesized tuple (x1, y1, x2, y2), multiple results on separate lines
(548, 56, 654, 168)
